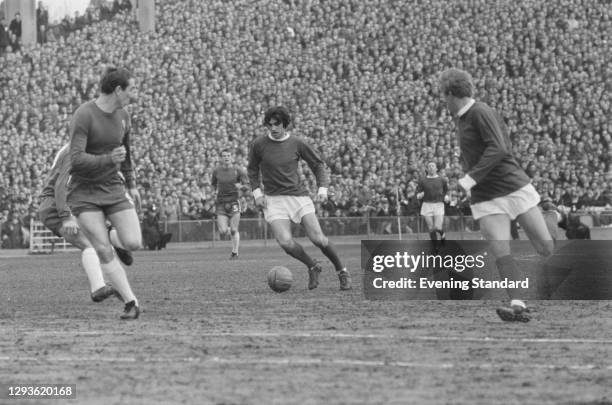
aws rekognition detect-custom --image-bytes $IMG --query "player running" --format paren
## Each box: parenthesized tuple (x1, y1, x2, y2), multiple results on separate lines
(416, 162, 448, 249)
(39, 144, 133, 303)
(211, 148, 249, 259)
(439, 68, 554, 322)
(247, 106, 351, 290)
(67, 67, 142, 320)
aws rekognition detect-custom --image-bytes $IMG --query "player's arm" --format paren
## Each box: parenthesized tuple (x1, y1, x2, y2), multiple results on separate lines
(443, 179, 450, 203)
(416, 180, 424, 200)
(54, 154, 79, 235)
(211, 169, 218, 189)
(54, 164, 72, 220)
(121, 117, 141, 210)
(298, 138, 329, 202)
(69, 109, 116, 174)
(210, 169, 218, 200)
(459, 108, 509, 191)
(120, 118, 136, 189)
(247, 141, 265, 207)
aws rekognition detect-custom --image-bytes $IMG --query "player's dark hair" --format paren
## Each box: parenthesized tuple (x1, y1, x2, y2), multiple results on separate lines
(221, 148, 231, 155)
(100, 67, 132, 95)
(439, 68, 473, 98)
(263, 106, 291, 128)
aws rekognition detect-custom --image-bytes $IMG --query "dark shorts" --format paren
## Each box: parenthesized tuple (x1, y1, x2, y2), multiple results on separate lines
(67, 180, 135, 217)
(38, 197, 64, 237)
(216, 200, 241, 217)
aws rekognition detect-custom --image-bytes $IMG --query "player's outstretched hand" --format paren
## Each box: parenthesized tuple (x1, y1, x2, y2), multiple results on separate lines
(111, 146, 126, 164)
(316, 192, 328, 203)
(255, 196, 266, 209)
(316, 187, 328, 203)
(60, 216, 79, 236)
(416, 192, 425, 200)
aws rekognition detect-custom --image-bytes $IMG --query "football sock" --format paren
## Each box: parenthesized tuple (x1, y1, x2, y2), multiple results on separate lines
(319, 242, 344, 272)
(101, 257, 137, 305)
(283, 241, 316, 269)
(495, 255, 524, 301)
(429, 230, 441, 253)
(109, 228, 126, 250)
(81, 248, 106, 293)
(510, 299, 527, 309)
(231, 230, 239, 254)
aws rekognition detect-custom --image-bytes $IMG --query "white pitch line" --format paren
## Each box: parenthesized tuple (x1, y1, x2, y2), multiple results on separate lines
(9, 330, 612, 345)
(0, 355, 609, 371)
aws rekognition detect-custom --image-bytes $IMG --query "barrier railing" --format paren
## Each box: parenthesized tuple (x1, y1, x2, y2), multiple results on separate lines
(28, 212, 612, 253)
(161, 215, 482, 244)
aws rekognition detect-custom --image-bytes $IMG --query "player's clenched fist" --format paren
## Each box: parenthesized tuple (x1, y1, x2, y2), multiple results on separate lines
(60, 216, 79, 236)
(111, 146, 126, 164)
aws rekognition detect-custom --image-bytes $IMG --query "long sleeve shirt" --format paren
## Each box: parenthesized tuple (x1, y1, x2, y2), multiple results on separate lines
(212, 165, 249, 203)
(417, 176, 448, 203)
(39, 144, 71, 218)
(69, 100, 135, 188)
(456, 101, 530, 203)
(247, 134, 329, 196)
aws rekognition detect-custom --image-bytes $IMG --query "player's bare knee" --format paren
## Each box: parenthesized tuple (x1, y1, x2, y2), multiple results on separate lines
(121, 236, 142, 251)
(96, 245, 115, 263)
(230, 228, 238, 236)
(278, 238, 295, 252)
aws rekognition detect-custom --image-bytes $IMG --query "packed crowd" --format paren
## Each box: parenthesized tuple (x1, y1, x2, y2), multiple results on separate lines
(0, 0, 611, 247)
(45, 0, 134, 43)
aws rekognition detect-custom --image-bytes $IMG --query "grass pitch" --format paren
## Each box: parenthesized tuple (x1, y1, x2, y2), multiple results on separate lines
(1, 240, 611, 404)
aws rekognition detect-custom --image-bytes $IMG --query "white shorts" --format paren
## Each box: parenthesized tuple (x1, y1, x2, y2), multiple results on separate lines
(420, 202, 445, 217)
(263, 195, 316, 223)
(470, 183, 540, 221)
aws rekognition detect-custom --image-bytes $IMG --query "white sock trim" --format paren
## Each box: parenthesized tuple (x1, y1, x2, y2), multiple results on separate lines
(101, 257, 136, 304)
(510, 299, 526, 308)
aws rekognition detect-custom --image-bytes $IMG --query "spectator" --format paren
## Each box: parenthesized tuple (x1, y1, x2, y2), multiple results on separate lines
(36, 1, 49, 44)
(8, 12, 21, 52)
(141, 205, 172, 250)
(559, 214, 591, 240)
(0, 18, 9, 56)
(0, 0, 610, 242)
(119, 0, 133, 13)
(1, 215, 24, 249)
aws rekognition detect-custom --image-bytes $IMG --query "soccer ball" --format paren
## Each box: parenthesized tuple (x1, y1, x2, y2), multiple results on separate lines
(267, 266, 293, 293)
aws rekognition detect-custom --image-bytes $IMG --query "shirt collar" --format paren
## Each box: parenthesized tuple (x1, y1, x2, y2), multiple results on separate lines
(456, 98, 475, 118)
(268, 132, 291, 142)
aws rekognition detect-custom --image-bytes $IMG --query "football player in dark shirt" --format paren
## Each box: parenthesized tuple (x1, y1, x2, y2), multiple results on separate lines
(247, 106, 351, 291)
(211, 149, 249, 259)
(39, 144, 132, 303)
(440, 68, 554, 322)
(68, 67, 142, 319)
(416, 162, 448, 248)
